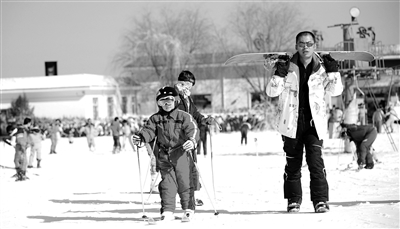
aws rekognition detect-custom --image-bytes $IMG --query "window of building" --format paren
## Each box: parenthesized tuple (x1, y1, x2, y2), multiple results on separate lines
(107, 97, 113, 118)
(93, 97, 98, 120)
(191, 94, 212, 110)
(121, 96, 127, 114)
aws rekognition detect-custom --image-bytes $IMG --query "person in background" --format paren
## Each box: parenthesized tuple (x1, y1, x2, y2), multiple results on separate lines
(358, 103, 367, 125)
(385, 104, 398, 133)
(27, 125, 45, 168)
(197, 124, 210, 157)
(110, 117, 121, 154)
(81, 119, 97, 152)
(49, 119, 62, 154)
(240, 121, 251, 145)
(340, 124, 377, 170)
(10, 118, 32, 181)
(121, 120, 132, 152)
(266, 31, 343, 213)
(372, 107, 385, 133)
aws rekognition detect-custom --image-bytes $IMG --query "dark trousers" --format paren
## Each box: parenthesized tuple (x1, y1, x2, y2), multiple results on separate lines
(14, 144, 28, 172)
(196, 138, 207, 156)
(283, 114, 329, 204)
(112, 136, 121, 150)
(355, 128, 377, 166)
(157, 149, 194, 213)
(241, 131, 248, 145)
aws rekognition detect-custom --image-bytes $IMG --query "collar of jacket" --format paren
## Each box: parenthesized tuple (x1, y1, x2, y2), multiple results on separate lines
(289, 52, 323, 76)
(158, 106, 178, 118)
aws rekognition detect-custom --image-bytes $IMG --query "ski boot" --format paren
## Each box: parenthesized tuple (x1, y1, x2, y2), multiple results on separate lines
(314, 201, 330, 213)
(287, 198, 301, 213)
(182, 209, 194, 222)
(160, 211, 175, 222)
(27, 165, 33, 169)
(37, 159, 41, 168)
(195, 199, 204, 206)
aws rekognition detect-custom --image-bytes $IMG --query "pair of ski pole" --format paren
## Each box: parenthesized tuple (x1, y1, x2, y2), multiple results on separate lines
(134, 133, 220, 222)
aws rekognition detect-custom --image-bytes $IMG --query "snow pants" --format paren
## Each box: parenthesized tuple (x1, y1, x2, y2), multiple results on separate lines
(28, 145, 42, 166)
(50, 137, 58, 153)
(14, 144, 28, 172)
(157, 148, 194, 213)
(283, 115, 329, 204)
(355, 127, 377, 167)
(86, 137, 95, 149)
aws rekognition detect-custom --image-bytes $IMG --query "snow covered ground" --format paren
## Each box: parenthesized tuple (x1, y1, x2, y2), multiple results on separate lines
(0, 129, 399, 228)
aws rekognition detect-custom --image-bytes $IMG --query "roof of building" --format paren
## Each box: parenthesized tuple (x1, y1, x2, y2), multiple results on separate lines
(1, 74, 118, 91)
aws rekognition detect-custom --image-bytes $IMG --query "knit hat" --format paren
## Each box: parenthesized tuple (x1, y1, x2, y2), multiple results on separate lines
(156, 86, 178, 101)
(178, 70, 196, 86)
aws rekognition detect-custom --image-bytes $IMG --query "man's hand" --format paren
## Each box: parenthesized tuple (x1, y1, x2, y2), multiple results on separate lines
(182, 140, 195, 151)
(274, 59, 290, 77)
(131, 134, 142, 146)
(323, 54, 339, 73)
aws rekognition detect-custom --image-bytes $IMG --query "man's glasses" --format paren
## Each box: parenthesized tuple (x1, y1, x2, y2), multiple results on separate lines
(176, 81, 193, 90)
(297, 42, 315, 48)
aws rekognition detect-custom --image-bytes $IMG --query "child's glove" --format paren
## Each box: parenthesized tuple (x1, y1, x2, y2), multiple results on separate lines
(131, 134, 142, 146)
(183, 140, 195, 151)
(323, 54, 339, 73)
(203, 116, 216, 125)
(274, 59, 290, 77)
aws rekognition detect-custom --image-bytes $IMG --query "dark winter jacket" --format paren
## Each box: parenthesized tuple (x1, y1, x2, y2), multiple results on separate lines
(138, 107, 199, 151)
(345, 124, 376, 143)
(11, 126, 30, 148)
(176, 94, 205, 126)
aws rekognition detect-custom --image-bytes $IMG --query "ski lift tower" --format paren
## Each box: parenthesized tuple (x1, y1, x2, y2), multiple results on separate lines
(328, 7, 360, 69)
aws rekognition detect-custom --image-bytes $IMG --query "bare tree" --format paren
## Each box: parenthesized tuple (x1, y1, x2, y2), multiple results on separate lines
(112, 7, 214, 86)
(228, 2, 309, 101)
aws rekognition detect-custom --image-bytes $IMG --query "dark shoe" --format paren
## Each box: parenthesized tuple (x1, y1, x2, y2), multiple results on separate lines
(364, 163, 374, 169)
(195, 199, 204, 206)
(27, 165, 33, 168)
(314, 202, 330, 213)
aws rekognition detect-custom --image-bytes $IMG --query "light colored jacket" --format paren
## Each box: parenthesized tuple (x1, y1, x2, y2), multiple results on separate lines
(266, 53, 343, 140)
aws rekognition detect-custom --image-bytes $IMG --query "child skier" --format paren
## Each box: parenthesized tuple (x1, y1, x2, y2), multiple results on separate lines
(27, 125, 45, 168)
(132, 86, 199, 222)
(10, 118, 32, 181)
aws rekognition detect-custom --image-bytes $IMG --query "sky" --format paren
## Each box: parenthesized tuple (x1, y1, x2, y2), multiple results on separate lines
(1, 0, 399, 78)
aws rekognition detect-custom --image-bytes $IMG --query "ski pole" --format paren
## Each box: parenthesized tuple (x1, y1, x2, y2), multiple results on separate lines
(209, 125, 217, 202)
(189, 150, 219, 216)
(146, 172, 160, 202)
(135, 145, 152, 222)
(141, 138, 157, 189)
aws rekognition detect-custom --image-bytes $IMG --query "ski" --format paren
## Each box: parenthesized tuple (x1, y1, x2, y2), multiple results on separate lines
(224, 52, 291, 65)
(225, 51, 375, 66)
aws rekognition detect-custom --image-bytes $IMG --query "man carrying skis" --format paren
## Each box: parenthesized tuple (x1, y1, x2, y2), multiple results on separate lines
(132, 86, 199, 222)
(266, 31, 343, 213)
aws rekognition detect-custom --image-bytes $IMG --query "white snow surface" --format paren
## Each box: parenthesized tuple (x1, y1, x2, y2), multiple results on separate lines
(1, 130, 399, 229)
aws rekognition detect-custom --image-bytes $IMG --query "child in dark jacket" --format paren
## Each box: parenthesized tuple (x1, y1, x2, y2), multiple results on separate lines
(132, 86, 199, 222)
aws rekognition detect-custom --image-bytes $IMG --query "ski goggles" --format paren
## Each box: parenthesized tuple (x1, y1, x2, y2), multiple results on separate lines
(176, 81, 193, 90)
(157, 96, 175, 106)
(297, 41, 315, 48)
